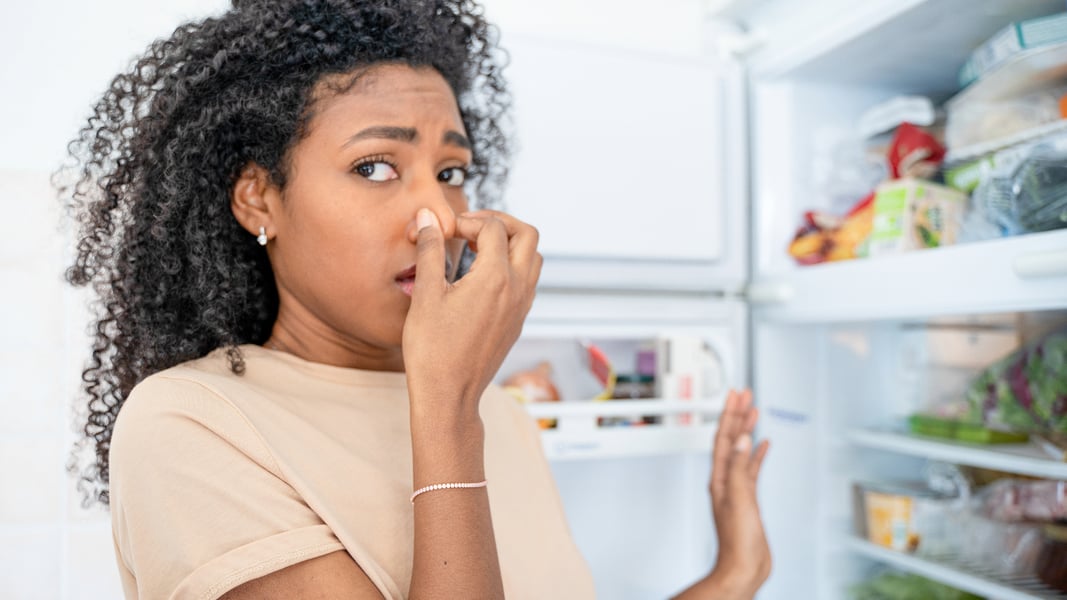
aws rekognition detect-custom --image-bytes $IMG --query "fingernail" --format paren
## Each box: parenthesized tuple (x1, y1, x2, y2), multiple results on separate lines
(416, 209, 436, 231)
(734, 434, 752, 453)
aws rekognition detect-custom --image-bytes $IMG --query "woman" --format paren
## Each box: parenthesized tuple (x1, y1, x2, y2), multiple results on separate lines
(62, 0, 771, 597)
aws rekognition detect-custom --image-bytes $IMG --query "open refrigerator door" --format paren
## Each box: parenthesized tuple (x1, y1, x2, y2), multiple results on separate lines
(737, 0, 1067, 597)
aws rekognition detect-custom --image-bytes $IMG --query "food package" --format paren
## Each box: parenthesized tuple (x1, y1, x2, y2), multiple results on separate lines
(787, 192, 875, 265)
(887, 123, 945, 180)
(868, 178, 968, 256)
(849, 571, 982, 600)
(958, 14, 1067, 88)
(945, 86, 1067, 151)
(966, 327, 1067, 435)
(979, 478, 1067, 523)
(502, 361, 561, 430)
(654, 335, 724, 425)
(958, 511, 1045, 577)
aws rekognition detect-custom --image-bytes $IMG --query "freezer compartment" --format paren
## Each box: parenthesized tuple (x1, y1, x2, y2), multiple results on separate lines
(747, 0, 1067, 281)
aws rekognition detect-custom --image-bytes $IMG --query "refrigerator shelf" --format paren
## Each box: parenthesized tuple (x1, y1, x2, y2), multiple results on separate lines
(525, 399, 722, 460)
(847, 429, 1067, 480)
(523, 398, 724, 419)
(751, 229, 1067, 323)
(846, 537, 1067, 600)
(537, 423, 717, 461)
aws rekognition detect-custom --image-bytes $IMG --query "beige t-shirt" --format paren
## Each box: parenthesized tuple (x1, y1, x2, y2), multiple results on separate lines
(109, 344, 594, 599)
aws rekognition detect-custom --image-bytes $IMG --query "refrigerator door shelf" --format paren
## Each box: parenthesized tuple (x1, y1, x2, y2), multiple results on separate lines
(751, 230, 1067, 323)
(537, 421, 718, 462)
(526, 397, 724, 460)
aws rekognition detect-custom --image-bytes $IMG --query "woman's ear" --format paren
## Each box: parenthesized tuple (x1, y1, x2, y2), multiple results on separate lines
(230, 163, 280, 243)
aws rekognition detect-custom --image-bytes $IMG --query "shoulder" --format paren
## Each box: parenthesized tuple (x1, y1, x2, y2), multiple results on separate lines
(111, 348, 281, 479)
(115, 350, 240, 435)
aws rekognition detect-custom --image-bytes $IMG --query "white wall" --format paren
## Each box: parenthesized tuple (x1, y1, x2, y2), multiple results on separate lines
(0, 0, 706, 597)
(0, 2, 228, 598)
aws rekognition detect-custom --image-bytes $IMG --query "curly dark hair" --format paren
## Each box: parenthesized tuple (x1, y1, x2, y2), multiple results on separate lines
(60, 0, 511, 506)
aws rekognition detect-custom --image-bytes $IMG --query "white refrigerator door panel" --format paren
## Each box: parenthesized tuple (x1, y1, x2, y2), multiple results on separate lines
(752, 323, 822, 600)
(550, 454, 715, 600)
(506, 293, 749, 596)
(502, 34, 748, 291)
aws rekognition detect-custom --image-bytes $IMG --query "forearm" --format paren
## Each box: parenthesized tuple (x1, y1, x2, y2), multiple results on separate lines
(408, 408, 503, 599)
(671, 568, 757, 600)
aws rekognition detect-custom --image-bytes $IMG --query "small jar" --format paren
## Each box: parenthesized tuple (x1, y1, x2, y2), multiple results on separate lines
(611, 374, 656, 400)
(602, 374, 658, 426)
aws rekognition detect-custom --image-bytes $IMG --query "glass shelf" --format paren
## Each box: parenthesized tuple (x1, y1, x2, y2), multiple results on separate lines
(847, 428, 1067, 480)
(847, 537, 1067, 600)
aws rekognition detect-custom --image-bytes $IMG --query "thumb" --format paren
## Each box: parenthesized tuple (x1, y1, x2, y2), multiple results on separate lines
(413, 209, 446, 294)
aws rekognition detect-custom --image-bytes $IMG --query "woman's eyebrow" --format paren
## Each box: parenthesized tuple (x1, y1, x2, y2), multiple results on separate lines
(343, 125, 417, 148)
(443, 130, 471, 149)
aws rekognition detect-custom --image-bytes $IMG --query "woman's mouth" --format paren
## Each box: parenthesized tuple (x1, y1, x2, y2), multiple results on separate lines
(394, 259, 453, 297)
(395, 265, 417, 297)
(396, 258, 454, 294)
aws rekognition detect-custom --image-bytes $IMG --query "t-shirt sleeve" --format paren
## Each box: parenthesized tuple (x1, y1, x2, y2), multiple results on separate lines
(109, 374, 345, 600)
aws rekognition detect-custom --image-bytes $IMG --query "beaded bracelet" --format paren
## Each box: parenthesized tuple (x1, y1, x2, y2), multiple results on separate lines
(410, 480, 488, 503)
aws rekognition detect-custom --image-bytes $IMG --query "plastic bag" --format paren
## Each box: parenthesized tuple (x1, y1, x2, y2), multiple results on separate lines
(966, 327, 1067, 434)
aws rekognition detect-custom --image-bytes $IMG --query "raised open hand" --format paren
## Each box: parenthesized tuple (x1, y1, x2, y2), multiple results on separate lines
(708, 389, 771, 598)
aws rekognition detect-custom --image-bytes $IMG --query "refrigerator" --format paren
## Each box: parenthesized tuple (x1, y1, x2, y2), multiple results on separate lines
(487, 0, 1067, 598)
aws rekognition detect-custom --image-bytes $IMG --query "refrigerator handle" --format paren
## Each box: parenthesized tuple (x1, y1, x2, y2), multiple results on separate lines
(1013, 248, 1067, 279)
(744, 281, 795, 305)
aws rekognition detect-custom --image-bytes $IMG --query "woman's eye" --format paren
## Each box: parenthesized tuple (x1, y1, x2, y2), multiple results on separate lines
(354, 161, 398, 182)
(439, 167, 467, 187)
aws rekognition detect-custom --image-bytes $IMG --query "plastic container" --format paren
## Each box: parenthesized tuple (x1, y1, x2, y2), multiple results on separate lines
(1010, 145, 1067, 232)
(958, 512, 1045, 578)
(908, 414, 1030, 444)
(853, 481, 961, 554)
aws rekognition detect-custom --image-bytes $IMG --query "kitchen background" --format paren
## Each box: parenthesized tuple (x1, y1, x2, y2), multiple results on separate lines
(4, 0, 1067, 598)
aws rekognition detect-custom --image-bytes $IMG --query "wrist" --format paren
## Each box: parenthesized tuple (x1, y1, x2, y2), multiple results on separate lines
(410, 413, 486, 486)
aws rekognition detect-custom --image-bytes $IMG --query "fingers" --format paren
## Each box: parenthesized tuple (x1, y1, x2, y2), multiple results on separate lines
(463, 210, 540, 263)
(412, 209, 447, 295)
(750, 439, 771, 480)
(710, 390, 738, 494)
(455, 214, 510, 271)
(712, 389, 768, 496)
(454, 211, 542, 291)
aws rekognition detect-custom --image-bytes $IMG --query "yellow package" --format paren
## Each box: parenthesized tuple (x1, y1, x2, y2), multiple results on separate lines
(865, 490, 920, 552)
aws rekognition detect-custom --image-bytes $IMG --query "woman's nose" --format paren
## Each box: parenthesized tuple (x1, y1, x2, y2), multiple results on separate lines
(406, 179, 460, 241)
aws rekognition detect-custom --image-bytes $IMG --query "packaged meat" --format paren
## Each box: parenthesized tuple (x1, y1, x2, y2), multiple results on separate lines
(979, 478, 1067, 523)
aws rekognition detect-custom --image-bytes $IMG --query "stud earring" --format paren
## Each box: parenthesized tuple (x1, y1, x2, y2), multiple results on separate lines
(257, 227, 268, 246)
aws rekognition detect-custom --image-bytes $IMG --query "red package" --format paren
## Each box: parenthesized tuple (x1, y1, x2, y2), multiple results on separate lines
(888, 122, 945, 179)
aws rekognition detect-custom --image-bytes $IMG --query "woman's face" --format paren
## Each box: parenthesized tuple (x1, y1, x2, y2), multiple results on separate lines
(260, 64, 472, 369)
